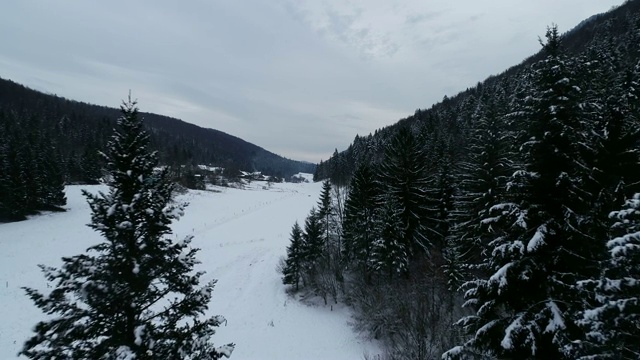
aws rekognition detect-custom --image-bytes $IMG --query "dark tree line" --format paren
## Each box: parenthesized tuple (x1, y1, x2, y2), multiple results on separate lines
(0, 109, 68, 221)
(0, 77, 315, 221)
(294, 3, 640, 358)
(0, 78, 315, 221)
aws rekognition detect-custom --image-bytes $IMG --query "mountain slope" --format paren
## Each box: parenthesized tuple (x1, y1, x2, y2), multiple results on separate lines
(315, 0, 640, 182)
(0, 77, 315, 180)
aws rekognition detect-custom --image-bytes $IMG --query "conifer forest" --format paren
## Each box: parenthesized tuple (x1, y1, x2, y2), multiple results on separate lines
(3, 1, 640, 359)
(287, 4, 640, 359)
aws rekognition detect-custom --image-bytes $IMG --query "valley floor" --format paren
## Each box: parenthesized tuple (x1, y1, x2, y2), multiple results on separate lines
(0, 181, 380, 359)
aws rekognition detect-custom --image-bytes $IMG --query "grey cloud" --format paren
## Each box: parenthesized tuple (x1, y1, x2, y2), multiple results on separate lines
(405, 11, 446, 25)
(0, 0, 625, 162)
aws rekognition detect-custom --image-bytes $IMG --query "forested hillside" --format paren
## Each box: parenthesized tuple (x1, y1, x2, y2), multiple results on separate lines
(0, 78, 315, 221)
(315, 0, 640, 182)
(286, 1, 640, 358)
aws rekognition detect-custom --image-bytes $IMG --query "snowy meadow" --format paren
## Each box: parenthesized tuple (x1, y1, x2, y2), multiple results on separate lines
(0, 180, 380, 359)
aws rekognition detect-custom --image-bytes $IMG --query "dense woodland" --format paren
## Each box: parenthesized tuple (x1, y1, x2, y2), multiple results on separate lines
(0, 80, 314, 221)
(5, 0, 640, 358)
(285, 2, 640, 359)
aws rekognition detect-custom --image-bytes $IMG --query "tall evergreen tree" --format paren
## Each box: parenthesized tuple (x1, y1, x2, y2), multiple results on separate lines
(449, 93, 514, 267)
(298, 207, 324, 289)
(583, 54, 640, 243)
(301, 208, 324, 270)
(369, 194, 408, 278)
(443, 91, 516, 291)
(446, 26, 594, 359)
(40, 141, 67, 209)
(577, 194, 640, 359)
(317, 179, 335, 250)
(424, 133, 458, 266)
(282, 221, 305, 291)
(21, 97, 234, 360)
(0, 127, 11, 220)
(378, 127, 431, 262)
(342, 163, 380, 276)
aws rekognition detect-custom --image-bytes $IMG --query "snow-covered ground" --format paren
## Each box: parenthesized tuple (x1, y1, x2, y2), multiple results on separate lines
(0, 180, 380, 359)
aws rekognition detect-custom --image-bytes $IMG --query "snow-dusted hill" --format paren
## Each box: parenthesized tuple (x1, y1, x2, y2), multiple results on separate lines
(0, 181, 380, 359)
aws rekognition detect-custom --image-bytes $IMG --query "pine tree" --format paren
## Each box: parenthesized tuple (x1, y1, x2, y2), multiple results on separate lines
(449, 92, 514, 268)
(583, 55, 640, 243)
(577, 194, 640, 359)
(40, 142, 67, 209)
(369, 194, 408, 278)
(569, 48, 640, 359)
(302, 208, 323, 264)
(0, 110, 67, 220)
(445, 26, 593, 359)
(424, 134, 458, 270)
(342, 163, 380, 276)
(21, 97, 234, 360)
(81, 145, 104, 184)
(317, 179, 335, 250)
(5, 126, 29, 220)
(0, 117, 11, 220)
(282, 221, 304, 291)
(316, 178, 345, 292)
(378, 127, 431, 262)
(329, 148, 348, 186)
(295, 207, 325, 291)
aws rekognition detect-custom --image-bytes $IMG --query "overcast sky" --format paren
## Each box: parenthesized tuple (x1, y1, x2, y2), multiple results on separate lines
(0, 1, 624, 162)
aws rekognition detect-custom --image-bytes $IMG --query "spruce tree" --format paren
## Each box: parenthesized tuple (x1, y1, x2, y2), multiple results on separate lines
(301, 208, 324, 266)
(342, 163, 380, 276)
(81, 145, 104, 184)
(424, 134, 458, 270)
(369, 194, 408, 278)
(295, 207, 326, 292)
(317, 179, 335, 250)
(0, 128, 11, 220)
(449, 93, 513, 268)
(445, 26, 593, 359)
(6, 128, 29, 220)
(282, 221, 304, 291)
(21, 97, 234, 359)
(577, 194, 640, 359)
(583, 55, 640, 242)
(40, 143, 67, 209)
(378, 127, 431, 262)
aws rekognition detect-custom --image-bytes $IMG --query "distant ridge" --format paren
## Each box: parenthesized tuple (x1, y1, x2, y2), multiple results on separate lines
(0, 77, 316, 180)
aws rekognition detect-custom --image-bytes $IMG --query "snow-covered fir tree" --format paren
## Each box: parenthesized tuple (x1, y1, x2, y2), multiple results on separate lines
(576, 193, 640, 359)
(317, 179, 337, 252)
(21, 97, 234, 360)
(299, 207, 323, 286)
(369, 194, 409, 278)
(39, 138, 67, 209)
(449, 91, 514, 267)
(378, 127, 431, 263)
(342, 163, 380, 278)
(302, 208, 323, 264)
(424, 134, 459, 278)
(583, 52, 640, 242)
(445, 26, 595, 359)
(282, 221, 304, 291)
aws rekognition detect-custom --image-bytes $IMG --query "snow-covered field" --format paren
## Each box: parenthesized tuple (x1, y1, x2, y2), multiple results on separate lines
(0, 179, 380, 359)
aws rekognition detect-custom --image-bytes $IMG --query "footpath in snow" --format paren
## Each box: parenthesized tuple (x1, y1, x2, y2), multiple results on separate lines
(0, 180, 380, 359)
